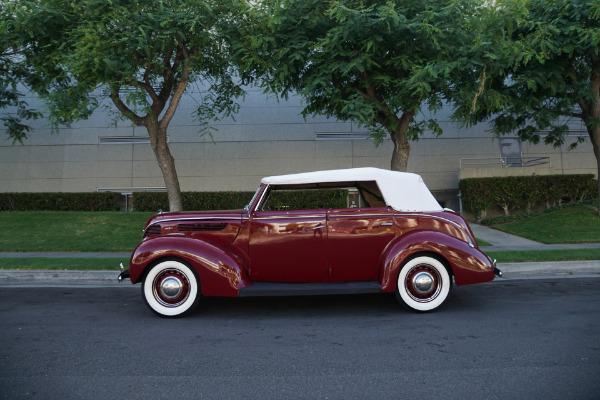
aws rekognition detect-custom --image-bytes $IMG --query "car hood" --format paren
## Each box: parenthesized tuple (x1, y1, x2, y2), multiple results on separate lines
(144, 209, 245, 228)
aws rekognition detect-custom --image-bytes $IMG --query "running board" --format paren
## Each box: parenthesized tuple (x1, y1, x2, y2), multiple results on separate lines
(238, 281, 382, 297)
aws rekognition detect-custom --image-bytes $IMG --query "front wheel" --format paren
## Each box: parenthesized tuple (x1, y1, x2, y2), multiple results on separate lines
(395, 255, 451, 312)
(142, 259, 200, 317)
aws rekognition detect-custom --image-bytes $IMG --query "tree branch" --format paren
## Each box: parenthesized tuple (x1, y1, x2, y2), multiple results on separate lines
(159, 61, 190, 131)
(109, 83, 145, 126)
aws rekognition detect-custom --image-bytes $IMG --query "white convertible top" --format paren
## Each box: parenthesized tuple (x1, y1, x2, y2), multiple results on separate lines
(261, 167, 442, 212)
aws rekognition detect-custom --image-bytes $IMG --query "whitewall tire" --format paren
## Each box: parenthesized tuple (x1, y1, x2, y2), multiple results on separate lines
(142, 259, 200, 317)
(396, 255, 451, 312)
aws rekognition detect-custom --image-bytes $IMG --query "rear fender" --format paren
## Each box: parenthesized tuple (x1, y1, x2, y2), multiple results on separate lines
(129, 236, 252, 297)
(379, 230, 494, 292)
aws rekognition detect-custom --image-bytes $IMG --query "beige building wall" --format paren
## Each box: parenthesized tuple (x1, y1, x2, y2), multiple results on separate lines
(1, 86, 596, 210)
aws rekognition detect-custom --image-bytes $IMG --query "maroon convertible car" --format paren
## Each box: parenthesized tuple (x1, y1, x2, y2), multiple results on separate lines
(119, 167, 501, 317)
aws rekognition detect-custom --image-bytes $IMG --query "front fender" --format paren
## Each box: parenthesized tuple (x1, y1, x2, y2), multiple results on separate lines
(379, 230, 494, 292)
(129, 236, 252, 297)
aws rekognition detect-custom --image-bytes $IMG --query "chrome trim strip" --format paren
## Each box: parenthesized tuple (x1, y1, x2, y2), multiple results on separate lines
(328, 213, 394, 218)
(251, 214, 327, 220)
(146, 216, 240, 228)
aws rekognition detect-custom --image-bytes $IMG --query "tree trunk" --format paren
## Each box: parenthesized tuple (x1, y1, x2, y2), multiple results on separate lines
(146, 122, 183, 212)
(388, 111, 415, 172)
(585, 60, 600, 216)
(588, 123, 600, 217)
(390, 133, 411, 172)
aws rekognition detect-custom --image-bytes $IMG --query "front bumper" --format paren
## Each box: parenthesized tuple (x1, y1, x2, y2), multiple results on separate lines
(118, 263, 130, 283)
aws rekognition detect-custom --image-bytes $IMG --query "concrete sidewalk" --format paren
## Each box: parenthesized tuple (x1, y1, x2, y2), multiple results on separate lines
(471, 224, 600, 252)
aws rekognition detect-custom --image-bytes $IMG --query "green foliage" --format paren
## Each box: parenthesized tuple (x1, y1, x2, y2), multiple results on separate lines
(0, 2, 43, 143)
(236, 0, 485, 169)
(7, 0, 246, 130)
(453, 0, 600, 211)
(0, 192, 122, 211)
(456, 0, 600, 137)
(4, 0, 249, 211)
(459, 174, 597, 219)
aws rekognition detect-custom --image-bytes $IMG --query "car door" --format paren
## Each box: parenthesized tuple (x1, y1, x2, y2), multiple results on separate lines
(327, 207, 396, 282)
(249, 208, 328, 282)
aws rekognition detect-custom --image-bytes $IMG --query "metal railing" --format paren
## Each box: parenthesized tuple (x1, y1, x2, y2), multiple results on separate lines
(459, 157, 550, 169)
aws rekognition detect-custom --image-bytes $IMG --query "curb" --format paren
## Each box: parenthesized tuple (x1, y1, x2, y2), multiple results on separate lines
(497, 260, 600, 278)
(1, 261, 600, 286)
(0, 270, 127, 286)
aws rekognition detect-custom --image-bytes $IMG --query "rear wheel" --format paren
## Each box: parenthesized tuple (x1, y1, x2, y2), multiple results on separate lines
(142, 259, 200, 317)
(395, 255, 451, 312)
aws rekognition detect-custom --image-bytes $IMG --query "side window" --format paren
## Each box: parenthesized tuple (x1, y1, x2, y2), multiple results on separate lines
(258, 181, 387, 211)
(260, 188, 348, 211)
(356, 181, 386, 207)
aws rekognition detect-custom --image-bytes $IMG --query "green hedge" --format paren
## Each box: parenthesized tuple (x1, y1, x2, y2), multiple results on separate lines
(0, 192, 122, 211)
(133, 191, 255, 212)
(0, 190, 350, 212)
(459, 174, 597, 220)
(133, 189, 348, 212)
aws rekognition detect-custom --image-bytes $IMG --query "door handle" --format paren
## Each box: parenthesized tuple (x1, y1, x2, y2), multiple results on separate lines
(380, 223, 394, 226)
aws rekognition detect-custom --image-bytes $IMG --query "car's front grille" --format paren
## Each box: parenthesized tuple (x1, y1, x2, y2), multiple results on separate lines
(178, 223, 228, 232)
(143, 224, 162, 238)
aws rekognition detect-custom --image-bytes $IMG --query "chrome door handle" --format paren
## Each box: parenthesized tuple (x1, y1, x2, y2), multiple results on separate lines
(380, 222, 394, 226)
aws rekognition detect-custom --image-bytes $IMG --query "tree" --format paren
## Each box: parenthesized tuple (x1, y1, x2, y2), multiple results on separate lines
(0, 2, 42, 144)
(9, 0, 245, 211)
(237, 0, 485, 171)
(456, 0, 600, 214)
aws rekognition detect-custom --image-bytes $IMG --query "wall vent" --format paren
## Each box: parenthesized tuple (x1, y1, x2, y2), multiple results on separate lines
(99, 136, 169, 144)
(315, 132, 373, 140)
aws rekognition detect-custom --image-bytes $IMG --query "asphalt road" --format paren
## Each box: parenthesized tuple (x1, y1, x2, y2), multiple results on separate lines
(1, 278, 599, 400)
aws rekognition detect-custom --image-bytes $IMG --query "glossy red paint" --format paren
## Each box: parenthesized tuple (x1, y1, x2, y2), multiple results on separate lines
(249, 209, 328, 282)
(379, 229, 494, 293)
(129, 236, 251, 297)
(143, 210, 243, 250)
(327, 207, 396, 282)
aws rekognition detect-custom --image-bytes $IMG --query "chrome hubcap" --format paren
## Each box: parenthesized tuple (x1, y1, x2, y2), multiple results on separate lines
(405, 264, 441, 302)
(160, 276, 183, 299)
(411, 271, 435, 295)
(152, 268, 190, 307)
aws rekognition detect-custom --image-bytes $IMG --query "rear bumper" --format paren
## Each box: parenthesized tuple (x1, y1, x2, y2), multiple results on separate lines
(493, 259, 503, 278)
